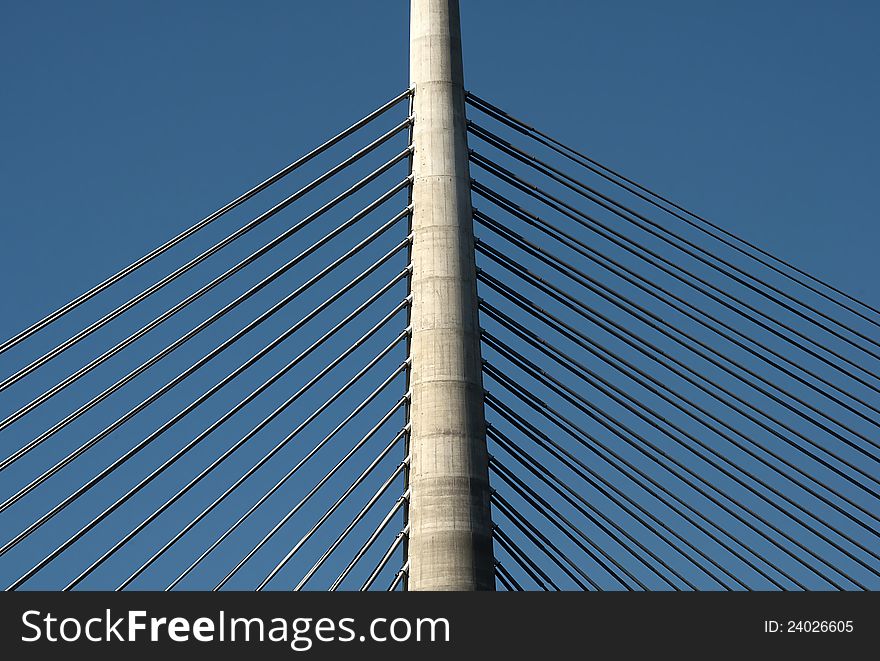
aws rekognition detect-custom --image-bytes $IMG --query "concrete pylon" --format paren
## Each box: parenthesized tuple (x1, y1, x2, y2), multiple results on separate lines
(406, 0, 495, 591)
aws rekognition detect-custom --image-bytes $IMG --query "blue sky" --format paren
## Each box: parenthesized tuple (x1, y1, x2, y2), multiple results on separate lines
(0, 1, 878, 590)
(2, 0, 877, 317)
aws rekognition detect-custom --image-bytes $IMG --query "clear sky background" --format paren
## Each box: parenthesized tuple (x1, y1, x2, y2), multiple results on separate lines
(2, 0, 878, 321)
(0, 1, 878, 591)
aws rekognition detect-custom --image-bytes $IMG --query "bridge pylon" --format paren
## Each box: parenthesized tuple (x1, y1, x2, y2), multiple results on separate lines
(406, 0, 495, 591)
